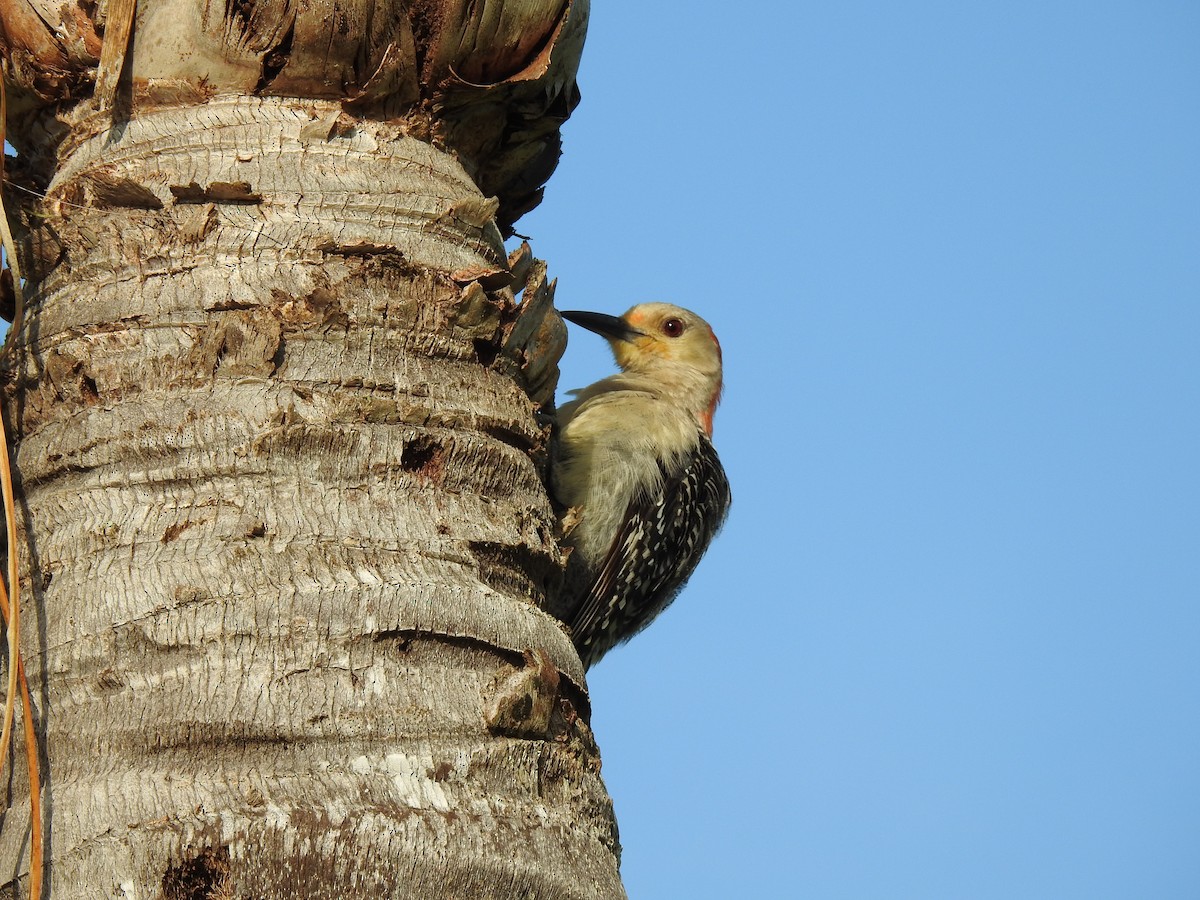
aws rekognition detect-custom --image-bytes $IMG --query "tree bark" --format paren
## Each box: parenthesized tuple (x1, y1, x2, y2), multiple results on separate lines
(0, 2, 622, 897)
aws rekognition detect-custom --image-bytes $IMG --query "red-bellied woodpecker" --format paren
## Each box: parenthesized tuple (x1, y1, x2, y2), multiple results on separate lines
(549, 303, 731, 669)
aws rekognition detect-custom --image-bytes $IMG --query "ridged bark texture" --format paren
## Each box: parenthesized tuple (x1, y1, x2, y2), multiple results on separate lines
(0, 80, 620, 900)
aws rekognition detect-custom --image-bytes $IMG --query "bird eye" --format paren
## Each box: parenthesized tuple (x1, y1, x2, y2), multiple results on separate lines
(661, 318, 685, 338)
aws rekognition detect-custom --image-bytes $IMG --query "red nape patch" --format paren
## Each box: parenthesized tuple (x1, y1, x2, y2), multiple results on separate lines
(701, 378, 723, 436)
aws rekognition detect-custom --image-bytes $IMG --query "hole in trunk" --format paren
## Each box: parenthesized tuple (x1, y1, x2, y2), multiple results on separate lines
(400, 436, 446, 479)
(161, 846, 231, 900)
(473, 337, 500, 367)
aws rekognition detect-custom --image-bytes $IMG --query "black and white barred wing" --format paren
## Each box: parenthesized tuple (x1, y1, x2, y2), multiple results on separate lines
(569, 434, 731, 668)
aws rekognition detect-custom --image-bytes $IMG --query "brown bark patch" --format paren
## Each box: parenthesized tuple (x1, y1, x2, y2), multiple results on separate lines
(93, 667, 127, 693)
(254, 20, 296, 94)
(170, 182, 263, 205)
(161, 520, 198, 544)
(43, 349, 101, 406)
(176, 204, 219, 244)
(485, 648, 560, 739)
(400, 434, 446, 480)
(160, 846, 232, 900)
(272, 285, 350, 332)
(189, 312, 283, 378)
(86, 171, 165, 209)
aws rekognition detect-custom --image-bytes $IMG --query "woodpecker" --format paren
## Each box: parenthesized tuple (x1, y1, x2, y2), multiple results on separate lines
(549, 302, 731, 669)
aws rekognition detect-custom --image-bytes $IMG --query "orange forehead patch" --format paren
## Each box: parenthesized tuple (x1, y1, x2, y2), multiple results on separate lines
(623, 308, 649, 330)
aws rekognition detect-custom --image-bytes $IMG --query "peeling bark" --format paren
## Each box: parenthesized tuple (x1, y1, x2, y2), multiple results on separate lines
(0, 0, 586, 232)
(1, 1, 617, 896)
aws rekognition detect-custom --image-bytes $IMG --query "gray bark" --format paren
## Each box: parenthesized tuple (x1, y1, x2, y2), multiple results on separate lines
(0, 2, 623, 897)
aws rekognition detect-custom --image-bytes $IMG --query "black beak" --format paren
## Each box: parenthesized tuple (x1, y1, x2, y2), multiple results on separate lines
(561, 310, 644, 343)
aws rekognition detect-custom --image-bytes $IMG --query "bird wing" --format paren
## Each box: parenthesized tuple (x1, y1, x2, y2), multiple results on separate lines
(569, 434, 731, 667)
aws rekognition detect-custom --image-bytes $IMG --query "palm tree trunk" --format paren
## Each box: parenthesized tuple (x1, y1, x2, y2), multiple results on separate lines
(0, 2, 622, 897)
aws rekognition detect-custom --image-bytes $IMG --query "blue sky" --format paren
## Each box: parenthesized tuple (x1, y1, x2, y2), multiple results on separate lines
(515, 2, 1200, 898)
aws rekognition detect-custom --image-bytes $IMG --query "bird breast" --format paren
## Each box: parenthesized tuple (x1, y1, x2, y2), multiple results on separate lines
(552, 388, 702, 572)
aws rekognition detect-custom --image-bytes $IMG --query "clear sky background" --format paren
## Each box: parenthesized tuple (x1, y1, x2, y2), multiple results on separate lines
(514, 3, 1200, 898)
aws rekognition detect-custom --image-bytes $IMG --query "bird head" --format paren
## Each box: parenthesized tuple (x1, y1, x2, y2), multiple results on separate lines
(560, 303, 724, 435)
